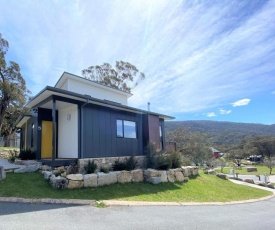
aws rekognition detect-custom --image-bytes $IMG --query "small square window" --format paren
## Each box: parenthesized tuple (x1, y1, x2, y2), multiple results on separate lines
(116, 119, 137, 139)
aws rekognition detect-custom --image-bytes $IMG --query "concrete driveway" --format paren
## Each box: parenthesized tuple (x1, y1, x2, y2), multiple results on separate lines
(269, 175, 275, 183)
(1, 197, 275, 230)
(229, 174, 275, 184)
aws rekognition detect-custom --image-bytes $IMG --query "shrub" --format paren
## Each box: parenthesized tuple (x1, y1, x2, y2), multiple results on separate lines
(8, 150, 18, 163)
(145, 142, 158, 169)
(125, 156, 137, 171)
(100, 166, 110, 173)
(112, 156, 138, 171)
(181, 155, 192, 166)
(155, 154, 171, 170)
(19, 149, 36, 160)
(84, 160, 97, 174)
(112, 159, 127, 171)
(170, 151, 182, 168)
(66, 163, 79, 174)
(145, 143, 181, 170)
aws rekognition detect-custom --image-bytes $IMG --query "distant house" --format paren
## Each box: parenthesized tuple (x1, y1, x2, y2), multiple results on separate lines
(211, 147, 221, 159)
(16, 72, 174, 166)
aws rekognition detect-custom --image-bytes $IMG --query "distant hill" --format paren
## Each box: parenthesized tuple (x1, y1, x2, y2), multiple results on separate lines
(165, 120, 275, 145)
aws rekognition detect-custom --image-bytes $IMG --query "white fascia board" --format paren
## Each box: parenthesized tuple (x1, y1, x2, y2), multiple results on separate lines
(16, 115, 31, 128)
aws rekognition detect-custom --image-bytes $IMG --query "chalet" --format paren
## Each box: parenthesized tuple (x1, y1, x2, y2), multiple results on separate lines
(16, 72, 174, 166)
(211, 147, 222, 159)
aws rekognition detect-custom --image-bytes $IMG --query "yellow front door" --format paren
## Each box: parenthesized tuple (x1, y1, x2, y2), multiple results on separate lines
(41, 121, 53, 158)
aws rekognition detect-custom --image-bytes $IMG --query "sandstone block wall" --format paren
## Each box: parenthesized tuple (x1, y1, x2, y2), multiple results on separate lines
(45, 166, 199, 189)
(78, 156, 147, 173)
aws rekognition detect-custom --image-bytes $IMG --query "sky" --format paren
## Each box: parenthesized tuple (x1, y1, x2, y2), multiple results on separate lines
(0, 0, 275, 125)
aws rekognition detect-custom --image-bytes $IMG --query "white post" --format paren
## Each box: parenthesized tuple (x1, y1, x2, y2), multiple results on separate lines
(264, 173, 267, 184)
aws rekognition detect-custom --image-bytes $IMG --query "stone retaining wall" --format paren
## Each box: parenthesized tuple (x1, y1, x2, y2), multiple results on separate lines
(44, 166, 199, 189)
(77, 156, 147, 173)
(0, 150, 19, 159)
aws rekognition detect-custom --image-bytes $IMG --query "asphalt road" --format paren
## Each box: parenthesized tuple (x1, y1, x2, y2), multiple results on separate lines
(1, 198, 275, 230)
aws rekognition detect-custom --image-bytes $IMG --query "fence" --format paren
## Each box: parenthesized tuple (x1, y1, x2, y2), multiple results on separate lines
(0, 137, 20, 148)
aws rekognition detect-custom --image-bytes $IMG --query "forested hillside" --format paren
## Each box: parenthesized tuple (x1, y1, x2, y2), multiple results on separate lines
(165, 120, 275, 145)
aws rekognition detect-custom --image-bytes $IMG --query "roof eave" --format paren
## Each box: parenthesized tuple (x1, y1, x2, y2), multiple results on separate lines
(15, 114, 32, 128)
(25, 86, 174, 120)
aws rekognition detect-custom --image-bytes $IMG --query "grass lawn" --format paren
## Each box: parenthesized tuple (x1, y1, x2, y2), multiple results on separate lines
(216, 165, 275, 175)
(0, 171, 272, 202)
(0, 147, 19, 151)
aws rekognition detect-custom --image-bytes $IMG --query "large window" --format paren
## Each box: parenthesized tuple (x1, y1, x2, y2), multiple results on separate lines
(116, 120, 137, 138)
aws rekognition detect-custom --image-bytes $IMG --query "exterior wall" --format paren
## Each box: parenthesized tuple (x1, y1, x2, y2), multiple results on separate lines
(143, 114, 162, 149)
(60, 79, 68, 90)
(58, 105, 78, 158)
(82, 104, 143, 158)
(148, 115, 160, 148)
(213, 152, 219, 159)
(67, 78, 128, 105)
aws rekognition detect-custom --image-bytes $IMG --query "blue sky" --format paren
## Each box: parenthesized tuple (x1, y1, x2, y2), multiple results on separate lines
(0, 0, 275, 124)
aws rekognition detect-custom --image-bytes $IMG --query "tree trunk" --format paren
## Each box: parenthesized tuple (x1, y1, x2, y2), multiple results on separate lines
(0, 97, 9, 134)
(4, 136, 9, 147)
(0, 106, 5, 133)
(3, 130, 14, 147)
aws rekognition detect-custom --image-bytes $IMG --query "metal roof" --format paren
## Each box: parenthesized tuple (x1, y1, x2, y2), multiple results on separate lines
(25, 86, 175, 120)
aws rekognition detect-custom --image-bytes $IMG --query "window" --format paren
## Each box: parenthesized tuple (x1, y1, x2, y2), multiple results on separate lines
(116, 120, 123, 137)
(159, 125, 163, 150)
(124, 121, 136, 138)
(116, 120, 137, 138)
(31, 123, 34, 147)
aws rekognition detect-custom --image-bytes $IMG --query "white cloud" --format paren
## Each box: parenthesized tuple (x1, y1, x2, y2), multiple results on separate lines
(206, 112, 216, 117)
(232, 98, 251, 107)
(219, 109, 232, 115)
(0, 0, 274, 115)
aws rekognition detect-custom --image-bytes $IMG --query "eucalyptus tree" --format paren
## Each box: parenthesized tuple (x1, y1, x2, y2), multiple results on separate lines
(0, 33, 30, 135)
(247, 136, 275, 174)
(82, 61, 145, 93)
(166, 128, 213, 165)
